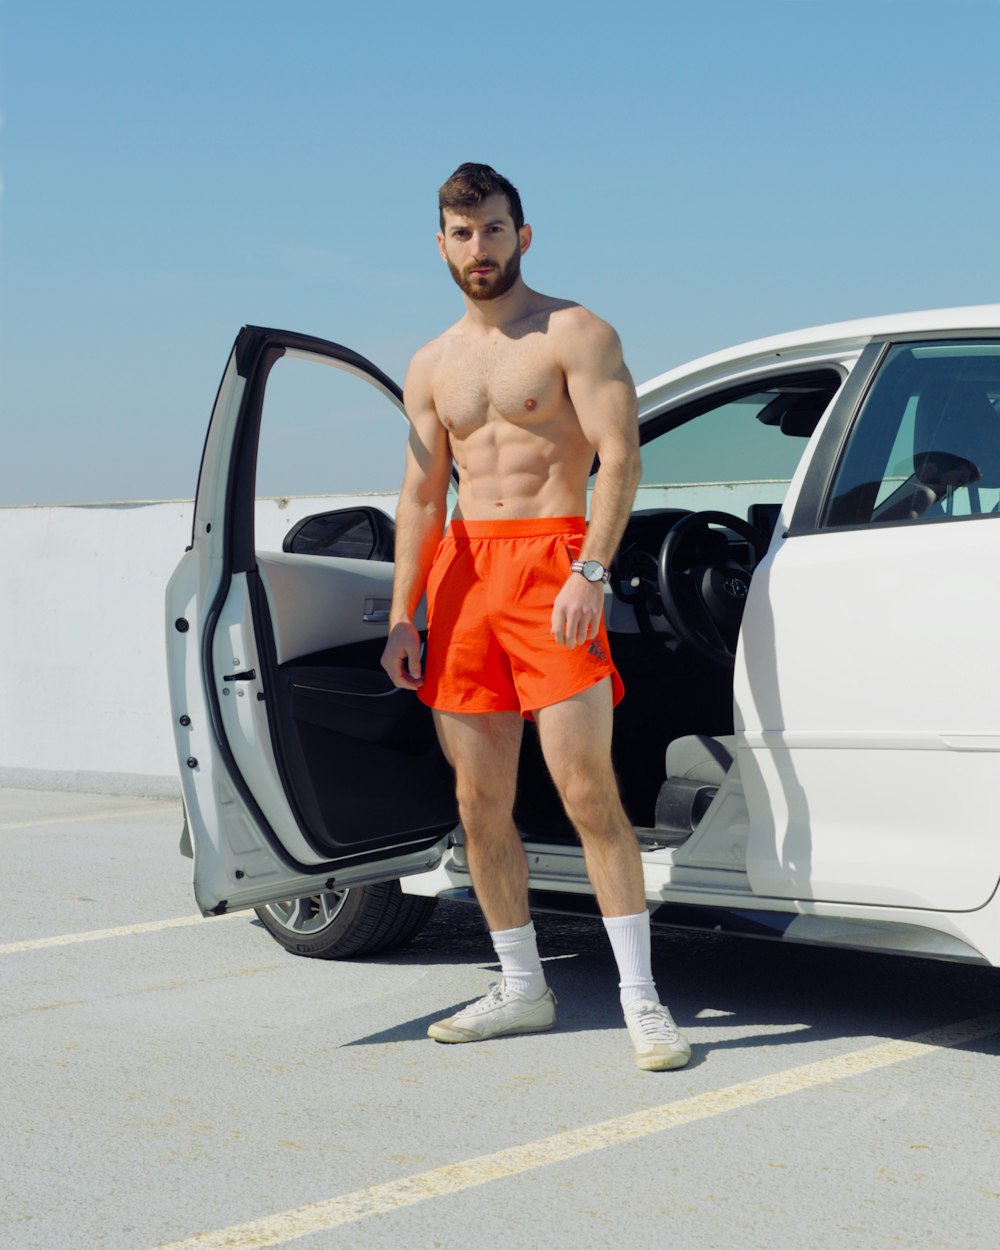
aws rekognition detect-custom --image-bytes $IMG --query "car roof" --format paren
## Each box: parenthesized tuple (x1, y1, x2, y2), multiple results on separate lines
(637, 304, 1000, 407)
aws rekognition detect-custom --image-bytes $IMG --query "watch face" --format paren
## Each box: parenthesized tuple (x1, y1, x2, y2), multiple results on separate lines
(582, 561, 605, 582)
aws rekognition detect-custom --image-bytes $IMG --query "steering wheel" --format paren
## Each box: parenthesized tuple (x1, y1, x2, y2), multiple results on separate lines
(657, 511, 770, 666)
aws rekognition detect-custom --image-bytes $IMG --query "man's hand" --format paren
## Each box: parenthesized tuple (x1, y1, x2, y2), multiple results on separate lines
(551, 574, 606, 649)
(381, 621, 424, 688)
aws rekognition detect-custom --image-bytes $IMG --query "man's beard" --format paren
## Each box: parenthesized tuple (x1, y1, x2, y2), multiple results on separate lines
(448, 248, 521, 301)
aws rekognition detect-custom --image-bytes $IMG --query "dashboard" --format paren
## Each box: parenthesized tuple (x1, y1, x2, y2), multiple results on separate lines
(612, 509, 691, 605)
(607, 507, 775, 636)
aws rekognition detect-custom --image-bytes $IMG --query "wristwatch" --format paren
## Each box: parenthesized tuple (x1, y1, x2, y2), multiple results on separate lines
(571, 559, 611, 584)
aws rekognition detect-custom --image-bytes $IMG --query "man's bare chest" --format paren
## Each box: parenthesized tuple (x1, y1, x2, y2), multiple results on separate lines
(432, 337, 567, 433)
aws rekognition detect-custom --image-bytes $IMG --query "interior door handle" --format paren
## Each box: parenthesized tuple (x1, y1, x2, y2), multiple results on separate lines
(363, 598, 391, 623)
(223, 669, 256, 682)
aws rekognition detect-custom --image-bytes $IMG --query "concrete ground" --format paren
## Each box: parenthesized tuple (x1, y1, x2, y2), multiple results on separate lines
(1, 787, 999, 1250)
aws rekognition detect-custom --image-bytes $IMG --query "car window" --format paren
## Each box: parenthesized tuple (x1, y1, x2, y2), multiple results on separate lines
(254, 351, 409, 551)
(824, 341, 1000, 528)
(257, 352, 407, 496)
(636, 383, 835, 519)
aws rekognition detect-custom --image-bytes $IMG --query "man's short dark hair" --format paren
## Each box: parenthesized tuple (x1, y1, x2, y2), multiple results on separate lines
(438, 163, 524, 231)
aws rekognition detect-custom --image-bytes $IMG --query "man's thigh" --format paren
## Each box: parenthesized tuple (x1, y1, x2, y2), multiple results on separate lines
(433, 709, 524, 797)
(533, 678, 616, 783)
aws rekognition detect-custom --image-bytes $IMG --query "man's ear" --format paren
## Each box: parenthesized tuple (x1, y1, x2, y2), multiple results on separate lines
(519, 224, 532, 255)
(437, 232, 447, 261)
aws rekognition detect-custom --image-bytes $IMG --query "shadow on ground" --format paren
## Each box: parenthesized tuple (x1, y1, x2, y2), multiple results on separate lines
(303, 899, 1000, 1058)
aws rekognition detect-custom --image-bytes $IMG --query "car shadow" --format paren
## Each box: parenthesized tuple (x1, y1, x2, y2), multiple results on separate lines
(335, 901, 1000, 1058)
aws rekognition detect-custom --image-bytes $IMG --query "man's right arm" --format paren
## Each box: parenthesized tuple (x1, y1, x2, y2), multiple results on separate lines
(381, 348, 451, 689)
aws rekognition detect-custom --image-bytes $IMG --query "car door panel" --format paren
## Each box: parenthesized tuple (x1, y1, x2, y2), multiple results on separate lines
(256, 552, 425, 664)
(738, 336, 1000, 913)
(166, 327, 457, 916)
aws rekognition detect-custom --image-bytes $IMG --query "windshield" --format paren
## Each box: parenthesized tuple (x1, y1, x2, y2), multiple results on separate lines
(634, 387, 834, 515)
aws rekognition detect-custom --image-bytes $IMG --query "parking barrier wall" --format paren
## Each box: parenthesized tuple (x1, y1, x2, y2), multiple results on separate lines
(0, 494, 397, 797)
(0, 482, 765, 797)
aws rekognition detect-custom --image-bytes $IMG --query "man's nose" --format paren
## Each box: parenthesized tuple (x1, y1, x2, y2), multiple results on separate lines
(470, 233, 488, 255)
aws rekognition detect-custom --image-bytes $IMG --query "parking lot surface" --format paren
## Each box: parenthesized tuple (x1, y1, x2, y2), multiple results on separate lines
(2, 788, 999, 1250)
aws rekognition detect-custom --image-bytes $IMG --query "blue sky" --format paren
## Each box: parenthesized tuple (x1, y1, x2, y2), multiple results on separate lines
(2, 0, 998, 505)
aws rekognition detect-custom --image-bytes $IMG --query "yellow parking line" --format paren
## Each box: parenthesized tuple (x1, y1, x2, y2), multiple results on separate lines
(0, 912, 241, 956)
(151, 1011, 1000, 1250)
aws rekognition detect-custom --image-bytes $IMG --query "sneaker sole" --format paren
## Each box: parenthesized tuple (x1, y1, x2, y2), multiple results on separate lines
(428, 1018, 556, 1044)
(635, 1048, 691, 1071)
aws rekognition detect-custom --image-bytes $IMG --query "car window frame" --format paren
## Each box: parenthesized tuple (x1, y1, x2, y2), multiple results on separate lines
(635, 365, 846, 514)
(788, 332, 1000, 537)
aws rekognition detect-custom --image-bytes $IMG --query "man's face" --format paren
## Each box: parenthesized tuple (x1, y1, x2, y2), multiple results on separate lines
(437, 194, 531, 301)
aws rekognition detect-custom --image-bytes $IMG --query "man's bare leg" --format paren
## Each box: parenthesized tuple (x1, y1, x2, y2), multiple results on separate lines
(533, 679, 644, 917)
(432, 709, 528, 931)
(535, 679, 690, 1070)
(427, 709, 556, 1043)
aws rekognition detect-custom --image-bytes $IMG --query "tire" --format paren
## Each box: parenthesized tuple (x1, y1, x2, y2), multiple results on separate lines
(254, 880, 437, 959)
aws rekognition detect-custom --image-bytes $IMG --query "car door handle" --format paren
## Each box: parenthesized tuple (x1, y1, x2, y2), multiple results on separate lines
(363, 598, 391, 623)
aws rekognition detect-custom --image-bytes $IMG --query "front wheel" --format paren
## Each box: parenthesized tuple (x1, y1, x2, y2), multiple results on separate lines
(254, 881, 437, 959)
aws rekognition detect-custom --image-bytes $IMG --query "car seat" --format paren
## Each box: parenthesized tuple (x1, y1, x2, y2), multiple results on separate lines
(911, 380, 1000, 513)
(652, 734, 736, 840)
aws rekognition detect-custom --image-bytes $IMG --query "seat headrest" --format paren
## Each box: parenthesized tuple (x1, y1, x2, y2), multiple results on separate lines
(913, 381, 1000, 490)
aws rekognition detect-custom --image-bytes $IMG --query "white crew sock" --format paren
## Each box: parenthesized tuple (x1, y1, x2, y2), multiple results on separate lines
(603, 911, 659, 1010)
(490, 920, 548, 1001)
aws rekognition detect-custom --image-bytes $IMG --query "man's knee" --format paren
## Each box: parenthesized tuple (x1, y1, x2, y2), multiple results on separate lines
(454, 774, 515, 832)
(555, 766, 624, 832)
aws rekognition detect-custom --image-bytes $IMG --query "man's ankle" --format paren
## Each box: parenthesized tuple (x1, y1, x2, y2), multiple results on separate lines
(491, 920, 547, 1000)
(620, 986, 659, 1011)
(603, 911, 658, 1012)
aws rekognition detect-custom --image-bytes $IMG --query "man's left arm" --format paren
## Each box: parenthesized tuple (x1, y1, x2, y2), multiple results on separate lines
(552, 311, 641, 648)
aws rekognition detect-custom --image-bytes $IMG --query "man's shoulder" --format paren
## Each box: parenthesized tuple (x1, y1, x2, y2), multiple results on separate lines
(407, 332, 449, 387)
(410, 320, 468, 370)
(405, 323, 472, 407)
(533, 294, 613, 333)
(543, 300, 622, 355)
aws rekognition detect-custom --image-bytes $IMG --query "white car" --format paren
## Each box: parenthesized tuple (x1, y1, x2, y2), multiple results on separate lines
(166, 307, 1000, 969)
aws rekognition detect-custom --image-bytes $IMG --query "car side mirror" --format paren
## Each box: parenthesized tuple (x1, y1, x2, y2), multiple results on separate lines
(282, 506, 396, 561)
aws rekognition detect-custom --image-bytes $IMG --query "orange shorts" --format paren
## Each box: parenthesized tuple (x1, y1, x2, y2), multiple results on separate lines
(418, 517, 624, 719)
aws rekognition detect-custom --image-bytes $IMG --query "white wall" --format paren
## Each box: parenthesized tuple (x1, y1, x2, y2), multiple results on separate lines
(0, 481, 772, 798)
(0, 495, 398, 797)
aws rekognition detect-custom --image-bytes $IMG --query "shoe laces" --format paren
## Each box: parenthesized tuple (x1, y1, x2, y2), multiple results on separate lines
(629, 1002, 680, 1043)
(464, 981, 514, 1015)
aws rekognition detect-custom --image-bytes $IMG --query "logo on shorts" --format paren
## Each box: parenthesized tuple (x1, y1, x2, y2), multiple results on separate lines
(588, 639, 608, 662)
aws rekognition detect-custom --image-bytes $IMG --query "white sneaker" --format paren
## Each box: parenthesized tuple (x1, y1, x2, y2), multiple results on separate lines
(624, 998, 692, 1070)
(428, 979, 556, 1043)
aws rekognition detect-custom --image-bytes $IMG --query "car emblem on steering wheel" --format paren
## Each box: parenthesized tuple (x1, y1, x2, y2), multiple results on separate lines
(722, 576, 748, 599)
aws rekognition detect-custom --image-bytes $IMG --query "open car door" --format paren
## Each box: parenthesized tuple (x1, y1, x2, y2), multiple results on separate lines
(166, 326, 457, 917)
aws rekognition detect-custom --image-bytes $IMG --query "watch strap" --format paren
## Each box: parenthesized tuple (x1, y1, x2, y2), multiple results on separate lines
(571, 559, 611, 584)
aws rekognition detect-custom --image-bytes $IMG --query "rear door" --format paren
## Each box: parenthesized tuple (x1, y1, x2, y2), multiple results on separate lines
(166, 327, 456, 916)
(738, 334, 1000, 911)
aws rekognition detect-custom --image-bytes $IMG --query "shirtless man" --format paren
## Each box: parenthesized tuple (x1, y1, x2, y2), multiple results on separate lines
(381, 163, 690, 1071)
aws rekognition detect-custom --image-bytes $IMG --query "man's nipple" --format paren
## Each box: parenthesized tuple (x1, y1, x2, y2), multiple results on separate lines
(524, 397, 537, 411)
